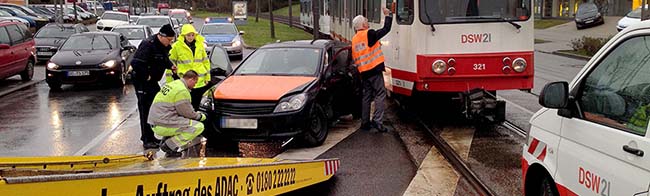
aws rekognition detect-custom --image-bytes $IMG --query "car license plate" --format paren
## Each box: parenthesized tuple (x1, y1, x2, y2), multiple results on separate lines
(67, 70, 90, 76)
(37, 51, 53, 56)
(586, 20, 594, 23)
(221, 118, 257, 129)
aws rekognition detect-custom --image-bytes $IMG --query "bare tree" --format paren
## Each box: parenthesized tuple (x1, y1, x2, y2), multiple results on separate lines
(269, 0, 275, 38)
(288, 0, 292, 28)
(256, 0, 260, 22)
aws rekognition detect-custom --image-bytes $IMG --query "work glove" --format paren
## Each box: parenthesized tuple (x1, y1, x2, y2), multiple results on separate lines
(198, 112, 207, 121)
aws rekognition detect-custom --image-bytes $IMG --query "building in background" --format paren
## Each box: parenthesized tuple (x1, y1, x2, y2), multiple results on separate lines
(535, 0, 642, 18)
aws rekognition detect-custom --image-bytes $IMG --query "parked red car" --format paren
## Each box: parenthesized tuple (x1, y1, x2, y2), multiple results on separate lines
(0, 21, 36, 81)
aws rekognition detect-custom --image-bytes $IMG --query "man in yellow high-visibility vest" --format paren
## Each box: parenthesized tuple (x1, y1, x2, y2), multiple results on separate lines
(351, 7, 392, 132)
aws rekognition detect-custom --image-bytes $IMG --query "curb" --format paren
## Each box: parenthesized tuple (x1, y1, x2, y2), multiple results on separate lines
(0, 79, 44, 98)
(552, 50, 592, 61)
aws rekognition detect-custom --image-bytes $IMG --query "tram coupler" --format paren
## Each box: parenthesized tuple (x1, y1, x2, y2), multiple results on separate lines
(463, 88, 506, 123)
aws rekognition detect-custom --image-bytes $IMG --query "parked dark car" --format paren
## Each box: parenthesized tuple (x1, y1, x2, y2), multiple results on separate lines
(199, 40, 361, 146)
(0, 21, 36, 81)
(575, 3, 604, 29)
(34, 23, 89, 61)
(46, 32, 136, 89)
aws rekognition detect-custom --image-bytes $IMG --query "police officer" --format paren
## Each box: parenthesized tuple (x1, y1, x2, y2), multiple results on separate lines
(167, 24, 211, 110)
(351, 8, 392, 132)
(131, 24, 177, 149)
(148, 70, 206, 156)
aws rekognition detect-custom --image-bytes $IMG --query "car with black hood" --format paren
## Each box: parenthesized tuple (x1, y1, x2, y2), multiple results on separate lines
(575, 2, 604, 29)
(199, 40, 361, 146)
(46, 32, 136, 89)
(34, 23, 89, 61)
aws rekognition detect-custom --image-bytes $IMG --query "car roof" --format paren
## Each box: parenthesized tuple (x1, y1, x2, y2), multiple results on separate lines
(138, 15, 170, 19)
(103, 11, 128, 15)
(204, 23, 235, 26)
(260, 39, 333, 49)
(113, 25, 148, 28)
(0, 20, 19, 26)
(44, 23, 82, 28)
(74, 31, 121, 36)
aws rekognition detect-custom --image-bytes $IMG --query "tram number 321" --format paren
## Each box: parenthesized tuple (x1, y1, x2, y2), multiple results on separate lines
(473, 64, 486, 71)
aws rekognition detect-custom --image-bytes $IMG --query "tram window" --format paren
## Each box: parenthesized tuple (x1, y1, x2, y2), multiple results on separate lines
(397, 0, 414, 25)
(419, 0, 531, 24)
(367, 0, 381, 23)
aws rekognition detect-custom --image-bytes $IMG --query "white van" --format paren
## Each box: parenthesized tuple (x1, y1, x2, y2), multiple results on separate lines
(522, 20, 650, 195)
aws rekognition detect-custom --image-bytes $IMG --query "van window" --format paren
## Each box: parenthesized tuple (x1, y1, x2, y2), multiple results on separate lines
(6, 24, 24, 45)
(0, 27, 10, 45)
(579, 36, 650, 135)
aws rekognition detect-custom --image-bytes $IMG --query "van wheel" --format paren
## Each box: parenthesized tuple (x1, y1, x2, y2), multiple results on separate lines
(302, 104, 328, 147)
(20, 60, 34, 81)
(539, 175, 558, 196)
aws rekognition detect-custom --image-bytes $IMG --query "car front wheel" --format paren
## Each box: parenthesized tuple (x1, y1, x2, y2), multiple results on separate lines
(302, 104, 328, 147)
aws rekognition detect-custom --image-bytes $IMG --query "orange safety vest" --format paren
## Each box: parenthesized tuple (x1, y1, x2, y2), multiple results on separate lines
(351, 29, 385, 73)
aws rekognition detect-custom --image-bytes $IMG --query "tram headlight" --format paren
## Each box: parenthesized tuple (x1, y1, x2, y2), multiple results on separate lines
(432, 60, 447, 75)
(447, 58, 456, 67)
(512, 58, 527, 73)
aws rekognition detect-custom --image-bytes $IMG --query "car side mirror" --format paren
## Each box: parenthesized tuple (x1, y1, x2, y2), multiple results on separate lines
(0, 44, 10, 49)
(539, 81, 569, 109)
(129, 19, 134, 23)
(97, 16, 101, 20)
(239, 31, 245, 35)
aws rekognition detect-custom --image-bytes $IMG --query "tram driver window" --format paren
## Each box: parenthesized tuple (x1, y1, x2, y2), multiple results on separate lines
(396, 0, 414, 24)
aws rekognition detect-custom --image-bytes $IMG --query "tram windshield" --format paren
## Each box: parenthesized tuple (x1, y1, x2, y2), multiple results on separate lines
(419, 0, 531, 24)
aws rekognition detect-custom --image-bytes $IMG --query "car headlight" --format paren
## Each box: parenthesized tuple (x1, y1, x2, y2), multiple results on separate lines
(199, 86, 216, 112)
(596, 13, 601, 17)
(575, 18, 582, 22)
(228, 17, 233, 23)
(97, 21, 103, 26)
(512, 58, 527, 73)
(432, 60, 446, 74)
(232, 40, 241, 47)
(47, 62, 59, 70)
(274, 93, 307, 113)
(102, 60, 116, 68)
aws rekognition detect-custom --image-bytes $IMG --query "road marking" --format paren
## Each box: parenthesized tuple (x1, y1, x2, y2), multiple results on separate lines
(497, 95, 535, 115)
(73, 108, 138, 156)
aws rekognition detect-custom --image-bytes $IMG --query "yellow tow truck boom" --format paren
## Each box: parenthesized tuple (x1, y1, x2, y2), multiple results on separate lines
(0, 155, 340, 196)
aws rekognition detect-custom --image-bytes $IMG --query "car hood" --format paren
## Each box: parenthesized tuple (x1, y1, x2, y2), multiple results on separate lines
(97, 19, 129, 27)
(214, 75, 316, 101)
(618, 16, 640, 28)
(577, 11, 599, 19)
(50, 49, 118, 65)
(35, 37, 67, 48)
(204, 34, 236, 43)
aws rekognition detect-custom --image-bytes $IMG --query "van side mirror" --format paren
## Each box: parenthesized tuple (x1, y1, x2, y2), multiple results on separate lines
(0, 44, 10, 49)
(539, 81, 569, 109)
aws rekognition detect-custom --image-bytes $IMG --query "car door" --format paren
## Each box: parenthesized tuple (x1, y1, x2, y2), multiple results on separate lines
(325, 44, 359, 117)
(556, 34, 650, 195)
(0, 26, 12, 79)
(208, 45, 231, 83)
(6, 24, 27, 75)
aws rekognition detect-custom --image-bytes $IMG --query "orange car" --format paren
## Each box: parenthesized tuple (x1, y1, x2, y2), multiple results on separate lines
(200, 40, 361, 146)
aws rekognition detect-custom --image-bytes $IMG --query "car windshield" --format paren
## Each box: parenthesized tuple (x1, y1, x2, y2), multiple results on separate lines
(235, 48, 321, 76)
(170, 13, 185, 18)
(61, 34, 116, 50)
(160, 9, 169, 15)
(2, 7, 27, 16)
(35, 27, 76, 38)
(202, 25, 237, 34)
(627, 7, 643, 18)
(136, 18, 169, 27)
(577, 3, 598, 16)
(419, 0, 531, 24)
(112, 28, 145, 40)
(0, 10, 10, 16)
(102, 13, 128, 21)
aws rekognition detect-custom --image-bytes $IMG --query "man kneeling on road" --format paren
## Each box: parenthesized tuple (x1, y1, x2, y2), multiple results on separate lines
(148, 70, 207, 156)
